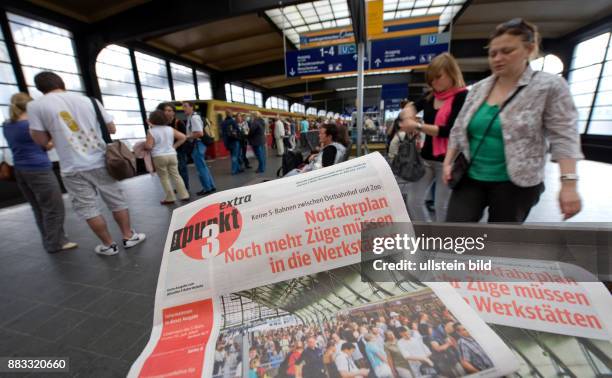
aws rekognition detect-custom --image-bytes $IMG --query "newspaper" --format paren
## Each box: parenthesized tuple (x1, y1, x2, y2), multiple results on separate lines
(128, 153, 519, 378)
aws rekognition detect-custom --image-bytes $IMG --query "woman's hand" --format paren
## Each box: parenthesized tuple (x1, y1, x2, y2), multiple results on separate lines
(443, 162, 452, 185)
(559, 184, 581, 220)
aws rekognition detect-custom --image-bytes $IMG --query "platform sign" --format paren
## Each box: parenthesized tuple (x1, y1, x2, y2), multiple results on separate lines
(366, 0, 384, 39)
(381, 83, 409, 110)
(303, 94, 312, 103)
(285, 43, 362, 77)
(300, 28, 354, 48)
(370, 32, 450, 71)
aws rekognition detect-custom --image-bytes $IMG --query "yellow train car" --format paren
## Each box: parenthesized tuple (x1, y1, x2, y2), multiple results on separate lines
(173, 100, 308, 158)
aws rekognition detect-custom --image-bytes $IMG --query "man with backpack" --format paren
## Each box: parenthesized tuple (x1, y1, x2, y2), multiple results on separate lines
(248, 111, 266, 173)
(28, 71, 146, 256)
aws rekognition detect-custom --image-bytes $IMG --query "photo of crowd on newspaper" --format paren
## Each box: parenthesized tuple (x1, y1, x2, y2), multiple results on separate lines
(213, 287, 493, 378)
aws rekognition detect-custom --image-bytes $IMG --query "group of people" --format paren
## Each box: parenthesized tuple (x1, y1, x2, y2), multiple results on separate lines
(386, 18, 582, 223)
(3, 72, 146, 256)
(220, 111, 267, 174)
(223, 302, 492, 378)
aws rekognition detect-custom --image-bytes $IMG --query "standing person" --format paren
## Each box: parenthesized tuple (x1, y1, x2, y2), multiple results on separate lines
(364, 334, 393, 378)
(399, 53, 468, 222)
(454, 324, 493, 373)
(383, 331, 413, 378)
(183, 101, 216, 195)
(237, 113, 251, 169)
(443, 19, 582, 222)
(221, 111, 243, 175)
(289, 117, 297, 149)
(396, 327, 435, 378)
(159, 103, 190, 191)
(335, 343, 369, 378)
(249, 111, 267, 173)
(296, 337, 326, 378)
(301, 118, 310, 133)
(3, 92, 77, 253)
(28, 71, 145, 256)
(145, 110, 189, 204)
(274, 116, 286, 156)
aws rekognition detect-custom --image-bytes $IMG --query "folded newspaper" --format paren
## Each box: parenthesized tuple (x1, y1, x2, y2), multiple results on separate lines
(128, 153, 519, 377)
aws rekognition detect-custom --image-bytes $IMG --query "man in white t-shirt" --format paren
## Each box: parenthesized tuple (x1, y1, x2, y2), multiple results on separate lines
(28, 71, 145, 256)
(396, 327, 434, 377)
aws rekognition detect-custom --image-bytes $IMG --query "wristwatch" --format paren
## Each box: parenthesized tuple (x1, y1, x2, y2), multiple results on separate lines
(560, 173, 579, 181)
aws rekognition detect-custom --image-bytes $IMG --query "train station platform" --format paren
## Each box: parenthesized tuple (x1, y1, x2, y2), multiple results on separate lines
(0, 154, 610, 377)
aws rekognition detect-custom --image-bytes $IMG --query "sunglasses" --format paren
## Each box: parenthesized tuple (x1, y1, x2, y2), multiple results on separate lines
(499, 18, 534, 42)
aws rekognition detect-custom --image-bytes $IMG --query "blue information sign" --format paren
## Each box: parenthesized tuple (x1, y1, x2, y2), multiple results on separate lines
(370, 33, 450, 70)
(285, 43, 360, 77)
(303, 94, 312, 103)
(381, 83, 409, 110)
(285, 33, 450, 77)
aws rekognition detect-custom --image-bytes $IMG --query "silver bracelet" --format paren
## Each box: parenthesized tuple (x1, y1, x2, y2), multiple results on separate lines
(560, 173, 578, 181)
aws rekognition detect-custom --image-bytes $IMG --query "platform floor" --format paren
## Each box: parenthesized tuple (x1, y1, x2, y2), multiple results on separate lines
(0, 153, 610, 377)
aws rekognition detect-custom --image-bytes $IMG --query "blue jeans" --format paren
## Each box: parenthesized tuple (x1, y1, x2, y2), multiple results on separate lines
(176, 149, 189, 190)
(253, 145, 266, 173)
(228, 140, 241, 174)
(191, 141, 215, 191)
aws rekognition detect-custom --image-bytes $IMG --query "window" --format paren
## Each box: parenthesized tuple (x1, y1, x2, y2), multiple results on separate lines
(306, 107, 317, 115)
(170, 62, 196, 100)
(135, 51, 171, 112)
(8, 12, 84, 98)
(290, 103, 305, 114)
(568, 32, 612, 135)
(0, 27, 20, 154)
(318, 109, 327, 117)
(225, 82, 262, 106)
(196, 70, 212, 100)
(530, 54, 564, 75)
(266, 96, 289, 111)
(96, 45, 144, 147)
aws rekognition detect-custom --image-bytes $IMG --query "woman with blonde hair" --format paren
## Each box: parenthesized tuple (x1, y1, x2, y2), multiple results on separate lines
(399, 52, 468, 221)
(2, 92, 77, 253)
(443, 19, 582, 222)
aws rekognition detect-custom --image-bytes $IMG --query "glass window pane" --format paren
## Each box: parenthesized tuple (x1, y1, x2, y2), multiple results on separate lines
(0, 63, 17, 84)
(569, 79, 598, 96)
(7, 13, 71, 37)
(572, 33, 610, 69)
(96, 63, 135, 83)
(595, 90, 612, 106)
(586, 120, 612, 135)
(0, 43, 10, 63)
(170, 62, 196, 100)
(98, 78, 138, 98)
(576, 107, 591, 121)
(112, 125, 146, 139)
(599, 75, 612, 92)
(96, 45, 132, 69)
(21, 66, 83, 91)
(196, 70, 212, 100)
(225, 83, 232, 101)
(9, 22, 75, 55)
(101, 95, 140, 111)
(591, 106, 612, 121)
(0, 83, 19, 106)
(572, 93, 595, 107)
(106, 110, 142, 125)
(568, 64, 602, 83)
(17, 45, 80, 74)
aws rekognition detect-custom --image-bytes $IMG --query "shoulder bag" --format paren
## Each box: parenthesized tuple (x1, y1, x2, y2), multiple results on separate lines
(90, 97, 136, 180)
(449, 74, 535, 189)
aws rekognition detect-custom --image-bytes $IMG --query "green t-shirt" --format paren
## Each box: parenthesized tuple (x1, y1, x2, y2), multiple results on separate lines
(467, 103, 510, 181)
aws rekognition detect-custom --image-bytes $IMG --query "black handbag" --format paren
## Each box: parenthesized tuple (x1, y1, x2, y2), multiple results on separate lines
(448, 75, 535, 189)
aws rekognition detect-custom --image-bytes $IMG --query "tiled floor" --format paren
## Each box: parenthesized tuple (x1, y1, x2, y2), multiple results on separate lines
(0, 153, 610, 377)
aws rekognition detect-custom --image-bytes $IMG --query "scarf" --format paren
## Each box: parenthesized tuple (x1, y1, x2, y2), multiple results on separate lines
(432, 87, 467, 157)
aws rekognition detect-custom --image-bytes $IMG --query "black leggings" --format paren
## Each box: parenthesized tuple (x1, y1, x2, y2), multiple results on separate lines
(446, 177, 544, 223)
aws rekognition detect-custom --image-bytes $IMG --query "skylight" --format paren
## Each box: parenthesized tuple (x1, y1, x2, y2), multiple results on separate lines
(265, 0, 467, 47)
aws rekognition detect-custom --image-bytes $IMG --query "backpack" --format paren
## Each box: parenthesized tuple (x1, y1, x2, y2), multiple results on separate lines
(277, 150, 305, 177)
(391, 134, 425, 182)
(90, 97, 136, 180)
(200, 119, 215, 146)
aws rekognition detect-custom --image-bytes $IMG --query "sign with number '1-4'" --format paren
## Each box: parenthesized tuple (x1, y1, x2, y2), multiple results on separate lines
(285, 32, 450, 78)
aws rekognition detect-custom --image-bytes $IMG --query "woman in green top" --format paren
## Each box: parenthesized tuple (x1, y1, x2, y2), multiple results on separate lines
(384, 331, 414, 378)
(443, 19, 582, 222)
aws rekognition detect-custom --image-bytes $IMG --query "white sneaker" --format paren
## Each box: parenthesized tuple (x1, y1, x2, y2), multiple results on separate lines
(95, 243, 119, 256)
(123, 230, 146, 248)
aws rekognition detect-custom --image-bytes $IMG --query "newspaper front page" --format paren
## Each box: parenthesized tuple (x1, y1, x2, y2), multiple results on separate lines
(128, 153, 519, 378)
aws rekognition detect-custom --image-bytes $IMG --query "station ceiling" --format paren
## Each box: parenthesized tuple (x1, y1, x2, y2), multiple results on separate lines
(21, 0, 612, 107)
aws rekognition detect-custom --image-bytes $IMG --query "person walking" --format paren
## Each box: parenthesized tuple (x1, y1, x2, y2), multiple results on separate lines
(3, 92, 77, 253)
(399, 53, 468, 222)
(158, 103, 190, 191)
(27, 71, 145, 256)
(249, 111, 267, 173)
(443, 19, 582, 222)
(145, 110, 189, 204)
(220, 111, 243, 175)
(183, 101, 216, 196)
